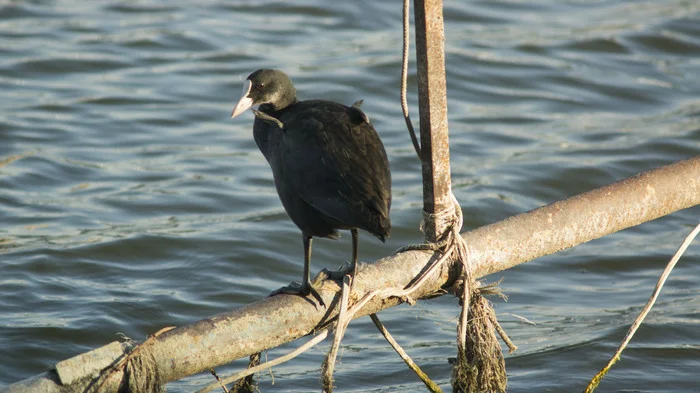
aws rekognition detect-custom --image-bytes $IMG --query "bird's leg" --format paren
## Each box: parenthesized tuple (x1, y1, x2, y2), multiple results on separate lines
(321, 228, 360, 281)
(269, 234, 325, 307)
(301, 234, 313, 293)
(301, 234, 326, 306)
(351, 228, 359, 279)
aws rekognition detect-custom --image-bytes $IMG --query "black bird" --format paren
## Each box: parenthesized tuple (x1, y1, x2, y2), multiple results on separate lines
(230, 69, 391, 306)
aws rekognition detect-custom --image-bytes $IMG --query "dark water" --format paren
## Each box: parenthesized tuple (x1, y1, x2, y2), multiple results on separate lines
(1, 0, 699, 392)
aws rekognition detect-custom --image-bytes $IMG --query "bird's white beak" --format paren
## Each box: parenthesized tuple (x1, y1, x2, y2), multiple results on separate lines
(231, 79, 253, 119)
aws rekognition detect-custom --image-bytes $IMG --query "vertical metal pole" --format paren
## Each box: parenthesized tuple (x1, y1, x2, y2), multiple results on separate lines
(414, 0, 452, 243)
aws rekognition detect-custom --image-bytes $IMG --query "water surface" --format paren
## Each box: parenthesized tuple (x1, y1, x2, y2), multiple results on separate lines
(1, 1, 699, 392)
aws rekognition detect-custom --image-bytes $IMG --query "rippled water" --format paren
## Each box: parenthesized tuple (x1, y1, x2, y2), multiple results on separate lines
(1, 1, 699, 392)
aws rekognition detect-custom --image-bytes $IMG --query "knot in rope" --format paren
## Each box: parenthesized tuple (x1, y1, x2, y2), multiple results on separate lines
(420, 192, 472, 283)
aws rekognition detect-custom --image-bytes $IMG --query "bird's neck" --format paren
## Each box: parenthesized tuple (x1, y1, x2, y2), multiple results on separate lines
(264, 89, 298, 113)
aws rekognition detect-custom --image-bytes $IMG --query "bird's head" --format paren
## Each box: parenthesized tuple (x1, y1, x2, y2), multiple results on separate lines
(231, 69, 298, 119)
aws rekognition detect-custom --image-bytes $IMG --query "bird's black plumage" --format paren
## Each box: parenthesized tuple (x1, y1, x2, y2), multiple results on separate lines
(231, 69, 391, 305)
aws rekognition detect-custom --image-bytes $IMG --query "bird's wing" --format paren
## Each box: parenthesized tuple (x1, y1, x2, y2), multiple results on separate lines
(276, 101, 391, 233)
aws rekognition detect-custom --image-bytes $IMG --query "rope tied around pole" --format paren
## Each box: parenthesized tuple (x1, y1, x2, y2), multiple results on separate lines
(400, 0, 511, 391)
(89, 328, 173, 393)
(419, 192, 509, 392)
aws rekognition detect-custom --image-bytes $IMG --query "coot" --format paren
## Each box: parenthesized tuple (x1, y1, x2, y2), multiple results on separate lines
(231, 69, 391, 306)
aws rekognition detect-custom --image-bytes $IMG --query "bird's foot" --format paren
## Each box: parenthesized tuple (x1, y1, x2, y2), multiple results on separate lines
(321, 261, 354, 281)
(269, 281, 326, 308)
(321, 261, 360, 281)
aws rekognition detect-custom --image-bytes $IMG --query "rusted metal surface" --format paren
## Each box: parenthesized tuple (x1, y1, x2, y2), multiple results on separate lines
(4, 156, 699, 393)
(465, 155, 700, 277)
(54, 341, 125, 385)
(414, 0, 453, 242)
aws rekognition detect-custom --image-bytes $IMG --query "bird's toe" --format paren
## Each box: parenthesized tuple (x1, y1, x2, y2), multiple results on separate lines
(269, 281, 326, 308)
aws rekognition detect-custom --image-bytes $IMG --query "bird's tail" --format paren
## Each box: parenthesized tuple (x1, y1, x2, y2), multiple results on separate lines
(372, 213, 391, 243)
